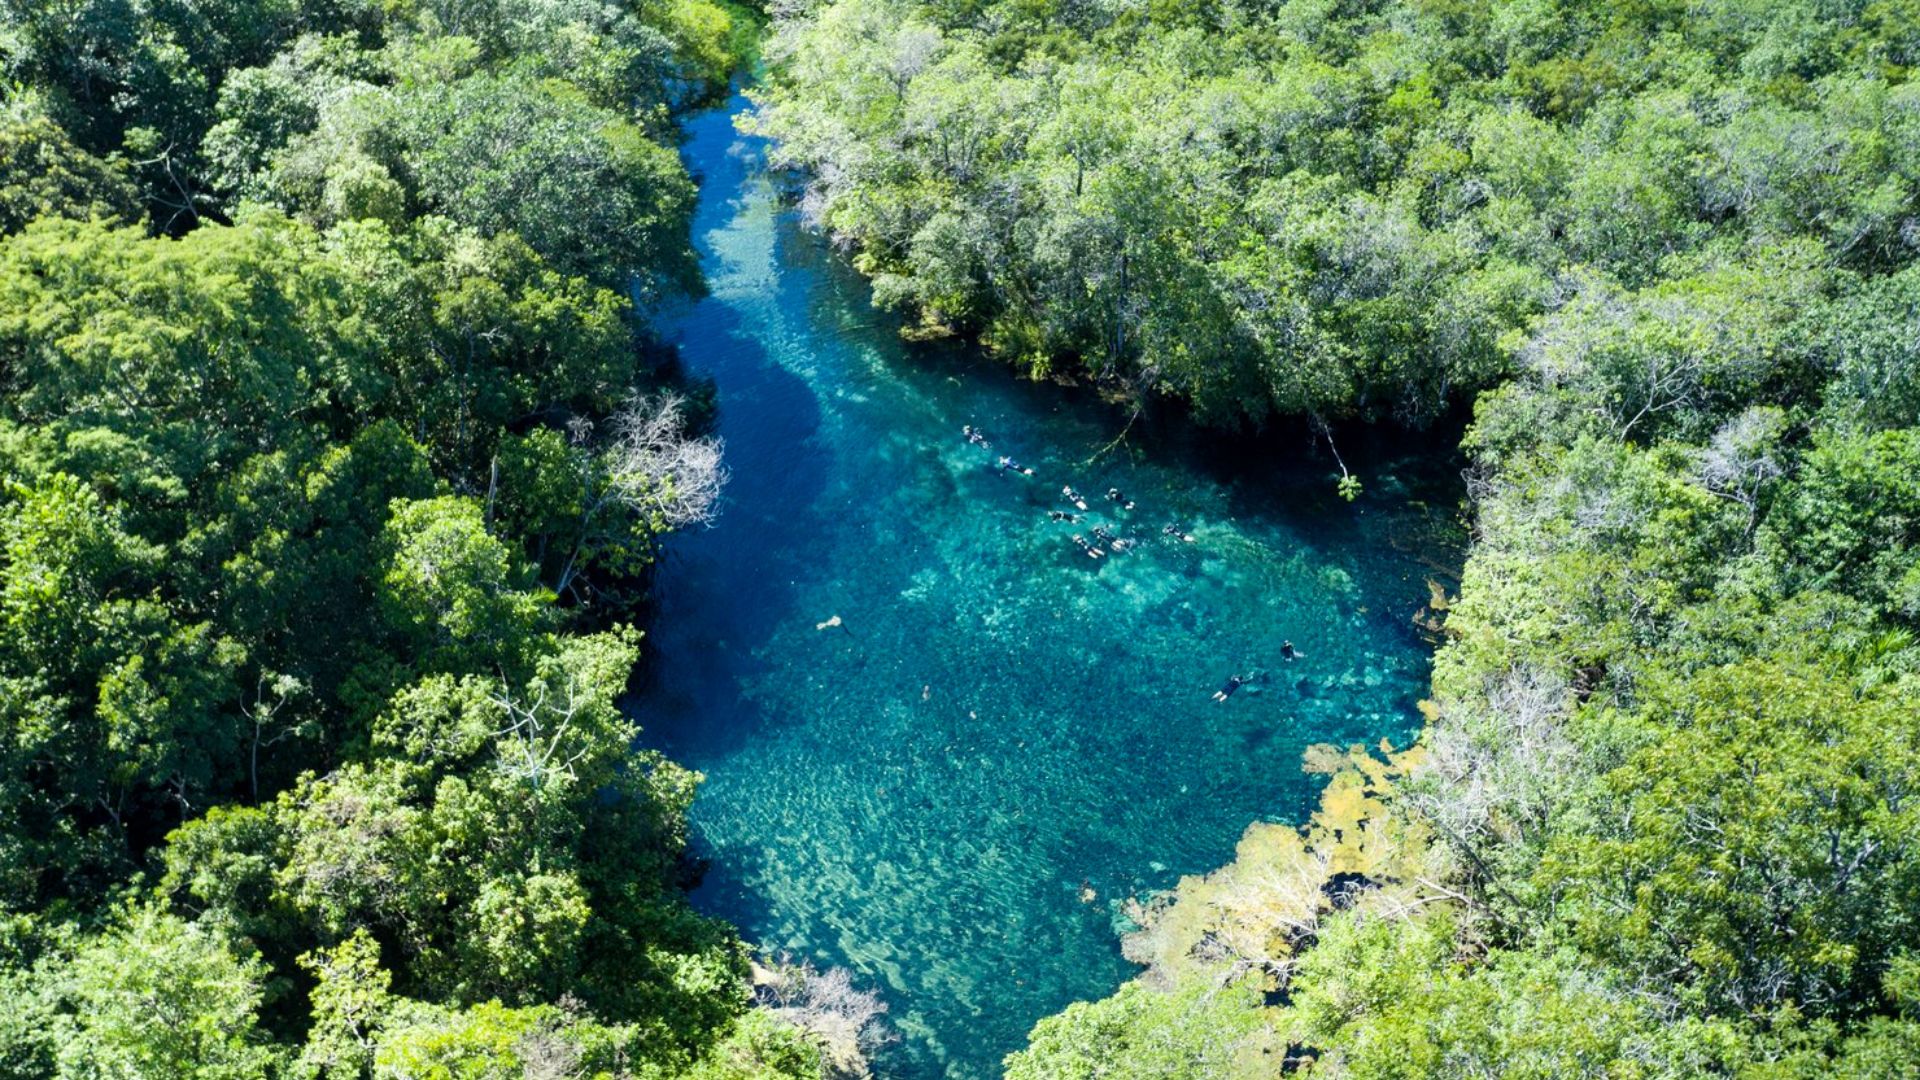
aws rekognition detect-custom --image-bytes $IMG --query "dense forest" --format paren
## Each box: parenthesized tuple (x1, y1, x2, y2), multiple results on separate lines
(0, 1, 889, 1077)
(752, 0, 1920, 1076)
(5, 0, 1920, 1076)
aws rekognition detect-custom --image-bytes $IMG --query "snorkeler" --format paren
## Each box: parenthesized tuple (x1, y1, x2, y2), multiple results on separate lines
(963, 424, 991, 448)
(1212, 674, 1248, 702)
(1061, 485, 1089, 510)
(997, 456, 1034, 476)
(1162, 521, 1196, 543)
(1105, 487, 1136, 511)
(1070, 534, 1105, 559)
(1048, 509, 1082, 523)
(1281, 640, 1304, 661)
(1091, 525, 1131, 553)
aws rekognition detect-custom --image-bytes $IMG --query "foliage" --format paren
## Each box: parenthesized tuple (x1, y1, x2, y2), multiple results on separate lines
(754, 0, 1920, 432)
(0, 2, 843, 1078)
(0, 0, 753, 237)
(34, 903, 283, 1080)
(924, 0, 1920, 1074)
(1003, 979, 1273, 1080)
(0, 93, 141, 235)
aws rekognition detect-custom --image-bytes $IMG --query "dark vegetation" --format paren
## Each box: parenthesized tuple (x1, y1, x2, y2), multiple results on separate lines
(0, 0, 879, 1076)
(754, 1, 1920, 1075)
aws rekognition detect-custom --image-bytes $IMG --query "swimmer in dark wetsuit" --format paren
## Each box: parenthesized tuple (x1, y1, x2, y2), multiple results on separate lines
(1281, 640, 1302, 661)
(1091, 525, 1131, 553)
(963, 424, 991, 448)
(1062, 485, 1088, 510)
(1212, 674, 1248, 702)
(1070, 534, 1105, 559)
(1048, 509, 1082, 523)
(1163, 522, 1196, 543)
(1106, 487, 1135, 511)
(997, 456, 1034, 476)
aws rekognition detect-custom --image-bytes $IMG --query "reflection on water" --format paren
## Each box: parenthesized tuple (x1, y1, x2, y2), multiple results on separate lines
(632, 93, 1462, 1079)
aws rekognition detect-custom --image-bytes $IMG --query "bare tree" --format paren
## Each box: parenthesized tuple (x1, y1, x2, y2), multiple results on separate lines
(885, 25, 943, 100)
(606, 392, 727, 531)
(1693, 405, 1787, 534)
(517, 1023, 585, 1080)
(244, 671, 309, 801)
(1405, 665, 1580, 910)
(1197, 840, 1334, 985)
(755, 954, 894, 1079)
(545, 393, 727, 602)
(490, 667, 601, 792)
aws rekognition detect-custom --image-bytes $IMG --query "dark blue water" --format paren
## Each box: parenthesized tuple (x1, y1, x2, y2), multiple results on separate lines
(634, 93, 1460, 1078)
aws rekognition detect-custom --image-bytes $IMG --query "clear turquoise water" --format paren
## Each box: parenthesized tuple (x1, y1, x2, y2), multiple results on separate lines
(635, 93, 1462, 1079)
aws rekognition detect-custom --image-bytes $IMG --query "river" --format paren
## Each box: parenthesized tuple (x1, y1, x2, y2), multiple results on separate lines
(633, 91, 1460, 1079)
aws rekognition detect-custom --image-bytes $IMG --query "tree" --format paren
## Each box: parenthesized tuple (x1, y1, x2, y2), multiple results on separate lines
(394, 72, 700, 297)
(496, 393, 726, 606)
(378, 495, 550, 667)
(0, 95, 141, 234)
(753, 955, 892, 1075)
(42, 904, 281, 1080)
(1004, 979, 1273, 1080)
(1542, 662, 1920, 1018)
(1802, 264, 1920, 433)
(0, 2, 759, 1077)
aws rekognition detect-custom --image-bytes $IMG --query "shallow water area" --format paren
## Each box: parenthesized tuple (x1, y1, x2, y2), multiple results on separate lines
(632, 92, 1462, 1079)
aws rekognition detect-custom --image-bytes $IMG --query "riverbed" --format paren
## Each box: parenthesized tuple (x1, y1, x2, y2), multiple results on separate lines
(632, 91, 1460, 1079)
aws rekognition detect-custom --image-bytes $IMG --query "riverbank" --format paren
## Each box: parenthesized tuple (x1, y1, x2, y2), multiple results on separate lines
(635, 88, 1465, 1078)
(743, 4, 1920, 1076)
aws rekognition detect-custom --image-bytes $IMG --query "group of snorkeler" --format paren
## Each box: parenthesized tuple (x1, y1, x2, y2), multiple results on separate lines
(966, 422, 1304, 699)
(1064, 488, 1143, 558)
(967, 426, 1036, 475)
(964, 424, 1197, 558)
(1212, 641, 1305, 702)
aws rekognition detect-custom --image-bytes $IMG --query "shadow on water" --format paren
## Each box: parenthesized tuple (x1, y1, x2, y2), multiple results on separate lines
(629, 89, 1466, 1080)
(634, 291, 831, 763)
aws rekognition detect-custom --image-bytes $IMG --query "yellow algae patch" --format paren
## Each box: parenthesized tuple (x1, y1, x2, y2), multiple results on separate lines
(1413, 578, 1458, 640)
(1303, 741, 1424, 879)
(1119, 741, 1437, 992)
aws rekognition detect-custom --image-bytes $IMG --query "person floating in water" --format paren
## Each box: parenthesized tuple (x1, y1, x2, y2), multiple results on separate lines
(1106, 487, 1135, 511)
(1212, 673, 1248, 702)
(963, 424, 991, 449)
(1070, 534, 1105, 559)
(1091, 525, 1131, 553)
(997, 456, 1034, 476)
(1048, 509, 1082, 523)
(1163, 521, 1196, 543)
(1281, 640, 1304, 661)
(1062, 485, 1088, 510)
